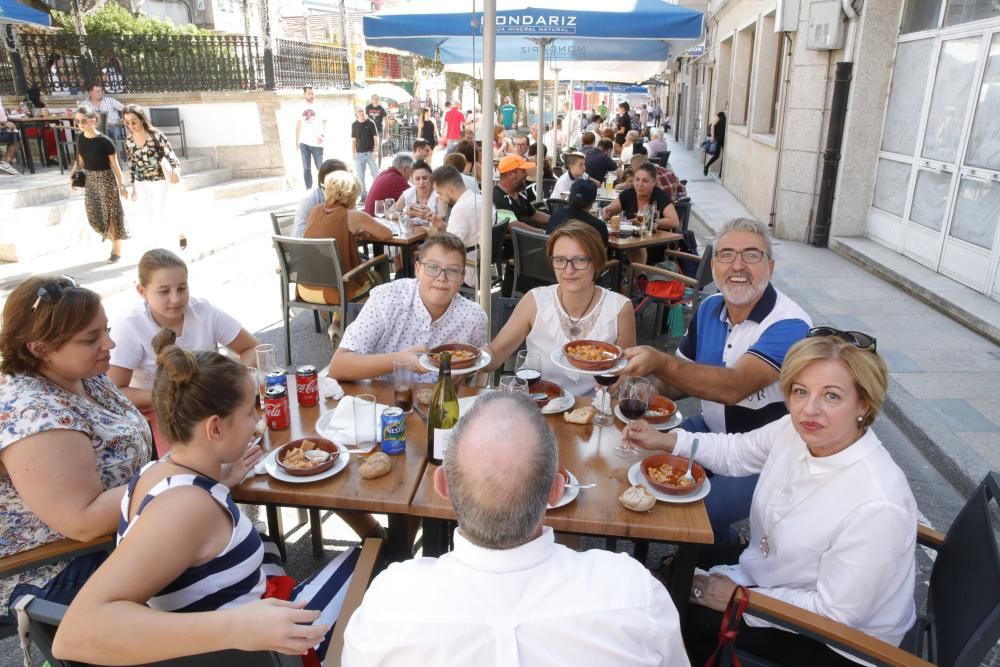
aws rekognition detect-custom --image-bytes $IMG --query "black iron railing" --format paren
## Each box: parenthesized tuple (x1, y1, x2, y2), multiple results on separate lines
(5, 30, 351, 95)
(273, 39, 350, 90)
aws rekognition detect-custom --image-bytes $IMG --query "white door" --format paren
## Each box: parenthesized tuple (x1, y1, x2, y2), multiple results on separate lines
(939, 33, 1000, 292)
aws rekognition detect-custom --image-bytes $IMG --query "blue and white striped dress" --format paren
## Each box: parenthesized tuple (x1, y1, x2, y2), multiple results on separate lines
(117, 461, 284, 611)
(118, 461, 360, 663)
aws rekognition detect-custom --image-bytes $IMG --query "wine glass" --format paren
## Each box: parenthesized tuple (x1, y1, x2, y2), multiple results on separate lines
(614, 377, 650, 458)
(592, 372, 617, 427)
(374, 199, 386, 219)
(498, 375, 529, 394)
(514, 350, 542, 386)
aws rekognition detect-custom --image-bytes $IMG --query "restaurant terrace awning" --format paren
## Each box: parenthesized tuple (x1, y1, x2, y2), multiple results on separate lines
(0, 0, 50, 26)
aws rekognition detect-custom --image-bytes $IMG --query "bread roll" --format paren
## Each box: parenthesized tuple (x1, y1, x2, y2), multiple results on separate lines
(619, 485, 656, 512)
(359, 452, 392, 479)
(563, 406, 596, 425)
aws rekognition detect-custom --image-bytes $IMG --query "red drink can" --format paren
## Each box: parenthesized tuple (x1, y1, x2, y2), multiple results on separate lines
(263, 385, 290, 431)
(296, 365, 318, 407)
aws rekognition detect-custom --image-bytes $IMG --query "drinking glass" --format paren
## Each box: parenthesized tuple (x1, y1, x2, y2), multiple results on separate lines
(393, 361, 414, 413)
(248, 366, 263, 407)
(514, 350, 542, 386)
(383, 198, 396, 217)
(642, 206, 656, 237)
(592, 372, 618, 427)
(498, 375, 529, 394)
(353, 393, 378, 450)
(254, 344, 276, 395)
(374, 199, 386, 219)
(614, 377, 650, 458)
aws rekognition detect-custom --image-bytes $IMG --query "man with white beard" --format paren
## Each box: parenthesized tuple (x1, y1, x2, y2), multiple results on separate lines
(622, 218, 811, 546)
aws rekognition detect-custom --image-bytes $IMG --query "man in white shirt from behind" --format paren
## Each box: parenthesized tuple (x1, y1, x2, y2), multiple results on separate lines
(431, 165, 495, 287)
(343, 392, 690, 667)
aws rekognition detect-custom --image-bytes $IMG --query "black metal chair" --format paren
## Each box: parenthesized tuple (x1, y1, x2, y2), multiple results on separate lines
(728, 471, 1000, 667)
(149, 107, 187, 158)
(629, 242, 714, 345)
(674, 196, 692, 233)
(509, 226, 556, 297)
(546, 198, 569, 214)
(12, 538, 385, 667)
(272, 235, 389, 365)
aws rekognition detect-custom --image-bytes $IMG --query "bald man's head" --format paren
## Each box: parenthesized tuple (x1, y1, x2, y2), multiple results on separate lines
(444, 392, 556, 549)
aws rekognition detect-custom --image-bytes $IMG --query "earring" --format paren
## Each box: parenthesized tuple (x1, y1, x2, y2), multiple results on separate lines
(857, 415, 865, 423)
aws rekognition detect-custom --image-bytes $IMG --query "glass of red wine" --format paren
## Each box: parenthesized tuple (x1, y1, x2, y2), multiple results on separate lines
(615, 377, 650, 458)
(514, 350, 542, 386)
(593, 372, 617, 426)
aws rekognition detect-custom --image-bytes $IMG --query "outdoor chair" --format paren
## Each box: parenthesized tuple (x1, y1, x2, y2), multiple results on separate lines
(11, 538, 385, 667)
(270, 211, 327, 337)
(723, 471, 1000, 667)
(675, 196, 692, 233)
(546, 198, 569, 214)
(149, 107, 187, 158)
(629, 242, 713, 346)
(509, 226, 556, 297)
(459, 221, 508, 302)
(272, 235, 389, 366)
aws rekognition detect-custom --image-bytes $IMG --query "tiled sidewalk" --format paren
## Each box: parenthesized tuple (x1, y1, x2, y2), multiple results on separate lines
(668, 144, 999, 495)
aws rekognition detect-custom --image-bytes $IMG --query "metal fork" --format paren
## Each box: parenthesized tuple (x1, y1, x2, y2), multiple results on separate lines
(679, 438, 699, 485)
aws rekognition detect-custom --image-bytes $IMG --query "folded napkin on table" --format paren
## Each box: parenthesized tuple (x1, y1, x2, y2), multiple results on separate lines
(320, 375, 344, 400)
(318, 395, 389, 444)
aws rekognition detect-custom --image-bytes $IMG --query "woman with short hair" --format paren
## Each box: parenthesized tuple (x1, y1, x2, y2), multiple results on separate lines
(487, 222, 635, 396)
(627, 332, 917, 666)
(0, 276, 152, 627)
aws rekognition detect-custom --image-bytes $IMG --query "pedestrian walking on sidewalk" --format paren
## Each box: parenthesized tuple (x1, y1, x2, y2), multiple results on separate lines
(122, 105, 183, 250)
(351, 107, 379, 203)
(703, 111, 726, 177)
(295, 85, 326, 189)
(70, 107, 128, 263)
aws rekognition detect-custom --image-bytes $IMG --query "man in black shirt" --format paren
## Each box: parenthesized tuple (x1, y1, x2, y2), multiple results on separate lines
(365, 94, 387, 135)
(492, 155, 549, 228)
(352, 107, 380, 201)
(585, 139, 619, 183)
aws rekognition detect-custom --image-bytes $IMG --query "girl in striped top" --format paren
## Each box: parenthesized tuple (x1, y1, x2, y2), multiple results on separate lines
(53, 329, 359, 665)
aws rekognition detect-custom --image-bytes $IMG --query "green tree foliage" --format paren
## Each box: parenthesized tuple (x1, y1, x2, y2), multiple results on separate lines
(51, 3, 205, 36)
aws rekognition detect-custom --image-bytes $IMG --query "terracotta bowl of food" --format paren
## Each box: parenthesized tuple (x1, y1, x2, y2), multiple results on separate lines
(530, 380, 565, 408)
(640, 453, 705, 496)
(428, 343, 482, 370)
(276, 438, 342, 477)
(563, 340, 623, 371)
(643, 395, 677, 425)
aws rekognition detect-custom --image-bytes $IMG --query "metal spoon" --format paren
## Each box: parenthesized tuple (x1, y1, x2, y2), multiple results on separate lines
(679, 438, 699, 486)
(529, 392, 549, 402)
(564, 481, 597, 489)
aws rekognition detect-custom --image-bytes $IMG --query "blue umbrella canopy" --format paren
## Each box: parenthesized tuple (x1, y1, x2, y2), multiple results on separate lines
(363, 0, 702, 65)
(0, 0, 50, 26)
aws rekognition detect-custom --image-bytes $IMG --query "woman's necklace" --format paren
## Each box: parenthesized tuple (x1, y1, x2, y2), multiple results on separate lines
(558, 286, 598, 338)
(164, 455, 220, 483)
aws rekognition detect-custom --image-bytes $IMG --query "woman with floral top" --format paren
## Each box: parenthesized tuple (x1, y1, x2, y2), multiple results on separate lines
(0, 276, 260, 628)
(122, 104, 183, 248)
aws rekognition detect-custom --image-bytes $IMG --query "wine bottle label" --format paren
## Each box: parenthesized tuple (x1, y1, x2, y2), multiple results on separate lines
(433, 427, 454, 461)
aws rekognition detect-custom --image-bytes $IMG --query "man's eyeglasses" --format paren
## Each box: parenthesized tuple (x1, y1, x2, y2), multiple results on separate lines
(713, 248, 769, 264)
(806, 326, 877, 352)
(420, 262, 464, 283)
(31, 276, 80, 312)
(550, 256, 593, 270)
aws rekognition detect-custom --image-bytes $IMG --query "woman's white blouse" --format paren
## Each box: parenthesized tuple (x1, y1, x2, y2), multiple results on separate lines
(674, 416, 918, 654)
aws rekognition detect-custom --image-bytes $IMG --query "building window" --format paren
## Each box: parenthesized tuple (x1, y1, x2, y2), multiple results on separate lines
(900, 0, 943, 33)
(752, 12, 784, 135)
(731, 22, 756, 126)
(944, 0, 1000, 26)
(715, 36, 733, 117)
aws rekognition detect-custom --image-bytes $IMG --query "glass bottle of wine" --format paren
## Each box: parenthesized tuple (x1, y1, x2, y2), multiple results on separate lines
(427, 352, 460, 466)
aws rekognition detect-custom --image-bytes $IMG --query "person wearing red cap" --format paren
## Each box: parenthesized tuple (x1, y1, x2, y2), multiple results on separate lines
(492, 155, 549, 229)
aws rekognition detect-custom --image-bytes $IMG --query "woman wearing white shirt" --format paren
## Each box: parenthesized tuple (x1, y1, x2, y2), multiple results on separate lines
(487, 222, 635, 397)
(108, 249, 260, 456)
(390, 159, 444, 225)
(626, 332, 917, 666)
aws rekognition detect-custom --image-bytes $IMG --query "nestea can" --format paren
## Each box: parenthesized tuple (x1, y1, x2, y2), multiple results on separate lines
(380, 407, 406, 455)
(296, 365, 318, 407)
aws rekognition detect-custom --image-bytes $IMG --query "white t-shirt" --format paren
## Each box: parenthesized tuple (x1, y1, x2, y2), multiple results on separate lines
(551, 171, 577, 200)
(298, 102, 324, 147)
(445, 188, 495, 287)
(110, 298, 243, 390)
(400, 186, 440, 217)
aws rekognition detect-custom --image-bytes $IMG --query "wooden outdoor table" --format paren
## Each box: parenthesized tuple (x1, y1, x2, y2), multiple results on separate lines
(409, 396, 713, 614)
(607, 229, 683, 252)
(232, 379, 429, 561)
(7, 114, 73, 174)
(371, 224, 428, 279)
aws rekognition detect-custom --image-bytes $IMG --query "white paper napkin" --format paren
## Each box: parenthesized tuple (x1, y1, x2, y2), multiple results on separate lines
(320, 376, 344, 400)
(317, 395, 389, 444)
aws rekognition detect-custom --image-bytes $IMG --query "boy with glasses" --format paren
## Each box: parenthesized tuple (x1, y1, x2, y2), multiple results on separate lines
(622, 217, 811, 545)
(329, 233, 488, 382)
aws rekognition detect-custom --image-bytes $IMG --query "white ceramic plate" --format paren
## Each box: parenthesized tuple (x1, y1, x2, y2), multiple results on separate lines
(263, 446, 349, 484)
(419, 349, 492, 376)
(627, 461, 711, 504)
(548, 469, 580, 509)
(540, 384, 575, 414)
(614, 404, 683, 431)
(549, 348, 628, 377)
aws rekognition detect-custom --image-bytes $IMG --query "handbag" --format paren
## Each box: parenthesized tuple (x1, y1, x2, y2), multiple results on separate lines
(707, 141, 719, 156)
(704, 585, 752, 667)
(70, 170, 86, 188)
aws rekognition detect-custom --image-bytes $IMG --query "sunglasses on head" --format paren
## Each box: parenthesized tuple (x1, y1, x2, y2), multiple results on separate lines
(31, 276, 80, 312)
(806, 326, 877, 352)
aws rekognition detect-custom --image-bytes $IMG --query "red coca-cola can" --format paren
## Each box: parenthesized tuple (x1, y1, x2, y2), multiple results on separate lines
(263, 385, 290, 431)
(296, 365, 318, 407)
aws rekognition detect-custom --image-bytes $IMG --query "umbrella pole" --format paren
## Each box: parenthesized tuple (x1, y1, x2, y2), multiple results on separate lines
(478, 0, 497, 312)
(535, 40, 547, 205)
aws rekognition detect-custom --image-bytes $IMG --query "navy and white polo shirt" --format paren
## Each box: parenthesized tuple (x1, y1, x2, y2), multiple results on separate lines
(677, 284, 811, 434)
